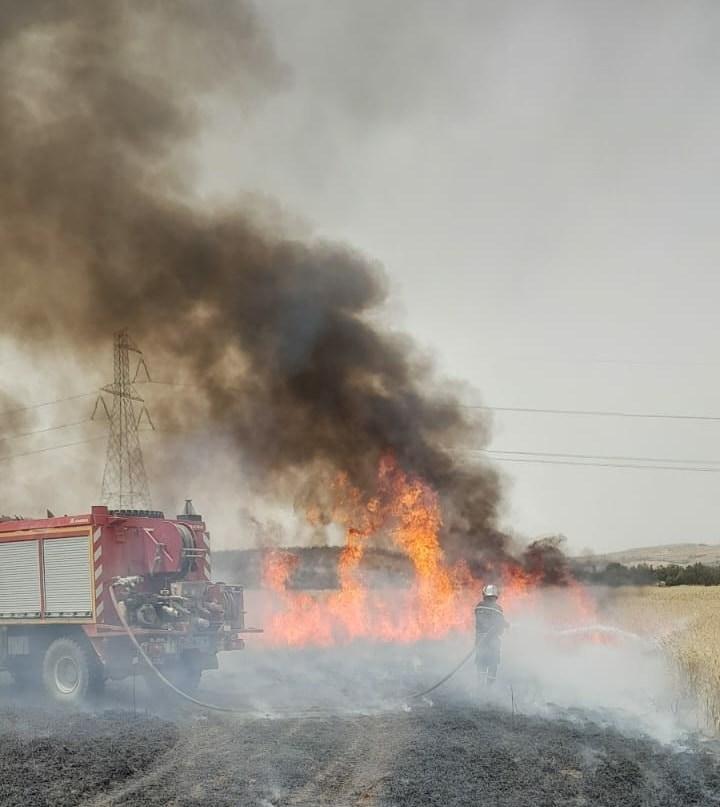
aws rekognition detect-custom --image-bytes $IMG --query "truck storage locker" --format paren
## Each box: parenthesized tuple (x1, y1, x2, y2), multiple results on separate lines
(43, 537, 93, 618)
(0, 540, 41, 618)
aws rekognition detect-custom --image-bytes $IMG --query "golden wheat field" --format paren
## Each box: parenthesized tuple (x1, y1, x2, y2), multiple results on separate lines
(604, 586, 720, 731)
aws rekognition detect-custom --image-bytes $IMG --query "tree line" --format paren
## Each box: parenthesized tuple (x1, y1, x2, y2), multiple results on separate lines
(572, 561, 720, 587)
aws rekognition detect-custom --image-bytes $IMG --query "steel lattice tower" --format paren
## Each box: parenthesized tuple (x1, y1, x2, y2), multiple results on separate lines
(93, 329, 154, 510)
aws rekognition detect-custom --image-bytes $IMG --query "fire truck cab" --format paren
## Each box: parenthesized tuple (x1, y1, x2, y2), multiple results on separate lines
(0, 504, 254, 704)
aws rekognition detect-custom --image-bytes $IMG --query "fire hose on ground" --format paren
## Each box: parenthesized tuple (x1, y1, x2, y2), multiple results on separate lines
(109, 582, 241, 713)
(408, 623, 653, 701)
(408, 647, 476, 700)
(112, 577, 477, 711)
(111, 583, 645, 712)
(409, 626, 502, 701)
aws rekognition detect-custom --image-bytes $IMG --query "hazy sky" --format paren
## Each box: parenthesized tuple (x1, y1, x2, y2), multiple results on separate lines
(199, 1, 720, 553)
(5, 1, 720, 554)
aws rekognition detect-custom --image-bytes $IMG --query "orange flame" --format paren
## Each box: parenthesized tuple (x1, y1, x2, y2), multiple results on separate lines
(261, 456, 596, 646)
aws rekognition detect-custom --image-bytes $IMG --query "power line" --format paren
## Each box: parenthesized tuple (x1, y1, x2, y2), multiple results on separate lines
(2, 418, 717, 474)
(137, 380, 198, 389)
(0, 436, 107, 465)
(131, 421, 720, 471)
(474, 448, 720, 466)
(462, 404, 720, 422)
(0, 418, 99, 442)
(469, 455, 720, 473)
(129, 381, 720, 423)
(477, 355, 720, 368)
(7, 383, 720, 426)
(143, 425, 720, 473)
(0, 391, 96, 419)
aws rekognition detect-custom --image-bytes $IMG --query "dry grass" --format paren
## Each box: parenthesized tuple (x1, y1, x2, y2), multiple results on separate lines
(605, 586, 720, 731)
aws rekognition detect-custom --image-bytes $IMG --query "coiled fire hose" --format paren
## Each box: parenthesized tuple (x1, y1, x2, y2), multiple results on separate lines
(110, 583, 240, 713)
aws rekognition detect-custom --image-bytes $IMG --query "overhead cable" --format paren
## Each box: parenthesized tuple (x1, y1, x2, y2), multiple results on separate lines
(462, 404, 720, 422)
(475, 448, 720, 466)
(0, 436, 106, 465)
(479, 455, 720, 473)
(0, 418, 98, 441)
(0, 391, 96, 419)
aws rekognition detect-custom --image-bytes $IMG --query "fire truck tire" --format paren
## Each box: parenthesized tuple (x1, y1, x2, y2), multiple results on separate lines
(41, 638, 102, 705)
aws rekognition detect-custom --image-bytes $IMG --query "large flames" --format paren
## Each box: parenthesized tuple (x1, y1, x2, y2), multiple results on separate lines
(261, 456, 593, 647)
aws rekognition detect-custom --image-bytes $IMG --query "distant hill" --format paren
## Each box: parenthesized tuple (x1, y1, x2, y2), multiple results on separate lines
(574, 543, 720, 568)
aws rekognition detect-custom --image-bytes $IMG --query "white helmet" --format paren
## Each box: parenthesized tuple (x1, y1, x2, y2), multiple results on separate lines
(483, 584, 499, 599)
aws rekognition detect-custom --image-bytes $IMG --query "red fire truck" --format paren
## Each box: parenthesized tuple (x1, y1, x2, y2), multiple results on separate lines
(0, 503, 254, 704)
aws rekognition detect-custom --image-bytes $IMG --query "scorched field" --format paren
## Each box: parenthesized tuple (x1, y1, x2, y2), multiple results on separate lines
(1, 590, 720, 807)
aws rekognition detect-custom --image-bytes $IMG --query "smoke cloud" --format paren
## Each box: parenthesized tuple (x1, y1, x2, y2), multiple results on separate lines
(0, 1, 551, 575)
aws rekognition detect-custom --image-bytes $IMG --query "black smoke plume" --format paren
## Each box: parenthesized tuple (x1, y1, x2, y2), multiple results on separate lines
(0, 2, 558, 577)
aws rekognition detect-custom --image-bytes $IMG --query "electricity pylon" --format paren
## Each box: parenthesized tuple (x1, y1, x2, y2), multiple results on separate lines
(92, 329, 155, 510)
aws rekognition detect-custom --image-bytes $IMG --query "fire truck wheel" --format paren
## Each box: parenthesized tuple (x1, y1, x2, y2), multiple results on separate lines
(42, 638, 100, 705)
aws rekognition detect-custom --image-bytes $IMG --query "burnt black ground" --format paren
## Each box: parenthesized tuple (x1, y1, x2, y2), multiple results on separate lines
(382, 706, 720, 807)
(0, 708, 178, 807)
(0, 631, 715, 806)
(0, 702, 717, 807)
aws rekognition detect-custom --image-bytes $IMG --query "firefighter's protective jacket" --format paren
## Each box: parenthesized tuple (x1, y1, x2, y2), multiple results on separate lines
(474, 598, 507, 644)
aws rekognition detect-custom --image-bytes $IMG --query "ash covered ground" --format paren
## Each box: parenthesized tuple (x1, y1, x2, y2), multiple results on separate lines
(0, 694, 717, 807)
(0, 622, 719, 807)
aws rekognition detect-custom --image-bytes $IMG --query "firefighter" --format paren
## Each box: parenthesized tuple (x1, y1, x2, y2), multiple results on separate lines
(474, 584, 509, 686)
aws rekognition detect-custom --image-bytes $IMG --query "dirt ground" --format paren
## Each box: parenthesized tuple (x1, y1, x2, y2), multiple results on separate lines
(0, 701, 718, 807)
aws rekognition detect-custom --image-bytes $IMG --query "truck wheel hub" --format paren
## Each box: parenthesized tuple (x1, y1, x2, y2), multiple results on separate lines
(55, 657, 80, 694)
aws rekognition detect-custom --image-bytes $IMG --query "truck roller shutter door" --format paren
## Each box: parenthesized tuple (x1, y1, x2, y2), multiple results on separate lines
(43, 537, 93, 618)
(0, 540, 41, 618)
